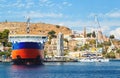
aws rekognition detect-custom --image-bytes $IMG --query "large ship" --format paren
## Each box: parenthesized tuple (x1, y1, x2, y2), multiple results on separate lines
(8, 18, 47, 65)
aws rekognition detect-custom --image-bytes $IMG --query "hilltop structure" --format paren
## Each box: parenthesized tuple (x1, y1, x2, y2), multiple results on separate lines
(0, 22, 72, 35)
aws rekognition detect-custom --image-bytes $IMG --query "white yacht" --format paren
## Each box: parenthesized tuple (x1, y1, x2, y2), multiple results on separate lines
(79, 57, 109, 62)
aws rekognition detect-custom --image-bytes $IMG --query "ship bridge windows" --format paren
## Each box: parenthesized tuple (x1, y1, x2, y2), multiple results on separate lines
(42, 37, 47, 39)
(25, 36, 31, 38)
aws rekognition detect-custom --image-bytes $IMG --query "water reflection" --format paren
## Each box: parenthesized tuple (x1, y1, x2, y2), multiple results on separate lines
(44, 62, 65, 65)
(9, 65, 44, 78)
(1, 61, 120, 78)
(11, 64, 43, 69)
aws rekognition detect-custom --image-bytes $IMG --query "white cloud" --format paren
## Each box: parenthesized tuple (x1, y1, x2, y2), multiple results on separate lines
(89, 9, 120, 18)
(17, 4, 25, 8)
(0, 0, 6, 2)
(37, 18, 119, 37)
(87, 9, 120, 37)
(39, 0, 48, 3)
(38, 0, 72, 9)
(63, 2, 68, 5)
(101, 20, 120, 27)
(105, 9, 120, 18)
(39, 0, 53, 7)
(26, 1, 35, 8)
(0, 0, 25, 8)
(0, 0, 35, 8)
(12, 0, 25, 7)
(63, 1, 72, 6)
(0, 0, 6, 3)
(88, 13, 104, 18)
(110, 28, 120, 39)
(24, 11, 63, 18)
(7, 11, 11, 13)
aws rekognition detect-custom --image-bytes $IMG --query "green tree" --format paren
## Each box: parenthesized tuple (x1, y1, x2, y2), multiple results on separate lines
(64, 50, 69, 56)
(97, 43, 103, 48)
(0, 51, 11, 57)
(70, 35, 75, 38)
(89, 39, 96, 45)
(79, 46, 85, 51)
(84, 44, 89, 50)
(2, 29, 9, 39)
(109, 35, 115, 39)
(116, 49, 120, 58)
(64, 38, 69, 49)
(105, 52, 115, 58)
(44, 50, 47, 58)
(48, 30, 56, 38)
(6, 42, 12, 47)
(74, 46, 78, 51)
(92, 31, 96, 38)
(56, 25, 60, 28)
(116, 49, 120, 53)
(0, 29, 10, 46)
(104, 41, 111, 46)
(87, 33, 92, 37)
(64, 38, 68, 43)
(48, 30, 56, 35)
(0, 32, 2, 39)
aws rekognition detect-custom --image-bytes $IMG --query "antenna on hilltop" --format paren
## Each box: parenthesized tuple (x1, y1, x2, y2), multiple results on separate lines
(94, 15, 102, 31)
(94, 15, 104, 48)
(25, 16, 30, 34)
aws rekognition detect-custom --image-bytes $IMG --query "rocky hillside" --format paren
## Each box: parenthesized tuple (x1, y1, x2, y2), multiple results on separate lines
(0, 22, 72, 35)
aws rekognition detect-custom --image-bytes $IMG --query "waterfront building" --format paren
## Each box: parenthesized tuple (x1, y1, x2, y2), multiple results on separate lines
(69, 51, 82, 59)
(102, 35, 109, 42)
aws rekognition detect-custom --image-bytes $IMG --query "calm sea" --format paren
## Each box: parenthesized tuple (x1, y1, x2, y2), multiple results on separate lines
(0, 60, 120, 78)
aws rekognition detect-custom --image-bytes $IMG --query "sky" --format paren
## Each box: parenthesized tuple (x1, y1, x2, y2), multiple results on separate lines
(0, 0, 120, 39)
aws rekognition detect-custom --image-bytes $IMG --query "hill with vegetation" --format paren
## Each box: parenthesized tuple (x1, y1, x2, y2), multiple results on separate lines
(0, 22, 72, 35)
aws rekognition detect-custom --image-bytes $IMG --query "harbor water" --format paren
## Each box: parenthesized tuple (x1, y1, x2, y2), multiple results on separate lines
(0, 60, 120, 78)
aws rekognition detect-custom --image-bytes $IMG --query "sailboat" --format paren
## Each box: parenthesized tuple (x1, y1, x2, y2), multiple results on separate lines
(79, 16, 109, 62)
